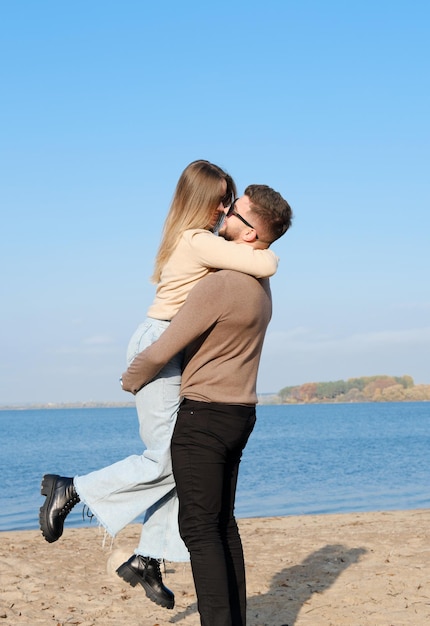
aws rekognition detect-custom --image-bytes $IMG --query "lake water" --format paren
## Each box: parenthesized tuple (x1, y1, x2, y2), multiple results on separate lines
(0, 402, 429, 532)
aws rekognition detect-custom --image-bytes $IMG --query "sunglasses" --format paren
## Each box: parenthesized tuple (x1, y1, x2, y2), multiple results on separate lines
(226, 199, 259, 239)
(220, 192, 234, 208)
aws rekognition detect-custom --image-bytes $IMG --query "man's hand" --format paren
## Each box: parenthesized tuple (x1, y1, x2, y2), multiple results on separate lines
(120, 370, 141, 395)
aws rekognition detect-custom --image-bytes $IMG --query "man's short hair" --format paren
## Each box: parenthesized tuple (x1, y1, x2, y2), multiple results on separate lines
(245, 184, 293, 244)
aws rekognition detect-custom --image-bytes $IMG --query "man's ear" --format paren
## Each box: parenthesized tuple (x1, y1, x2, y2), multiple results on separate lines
(242, 229, 258, 243)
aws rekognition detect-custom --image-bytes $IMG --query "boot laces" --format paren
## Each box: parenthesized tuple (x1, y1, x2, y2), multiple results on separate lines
(153, 559, 163, 581)
(144, 557, 165, 582)
(60, 490, 80, 518)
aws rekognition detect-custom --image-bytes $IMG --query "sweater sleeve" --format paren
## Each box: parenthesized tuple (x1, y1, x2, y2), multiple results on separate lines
(121, 273, 223, 394)
(186, 230, 279, 278)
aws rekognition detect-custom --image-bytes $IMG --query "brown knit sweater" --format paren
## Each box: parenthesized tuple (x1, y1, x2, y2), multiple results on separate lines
(122, 270, 272, 405)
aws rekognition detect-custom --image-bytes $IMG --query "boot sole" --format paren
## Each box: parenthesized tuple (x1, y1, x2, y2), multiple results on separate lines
(116, 562, 174, 609)
(39, 474, 62, 543)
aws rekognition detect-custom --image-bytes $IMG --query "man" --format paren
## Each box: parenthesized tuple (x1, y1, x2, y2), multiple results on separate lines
(121, 185, 293, 625)
(38, 181, 280, 612)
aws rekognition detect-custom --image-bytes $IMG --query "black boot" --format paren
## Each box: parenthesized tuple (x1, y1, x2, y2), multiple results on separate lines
(39, 474, 80, 543)
(116, 554, 174, 609)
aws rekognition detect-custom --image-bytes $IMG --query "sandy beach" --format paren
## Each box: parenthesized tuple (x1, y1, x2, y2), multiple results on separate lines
(1, 509, 429, 625)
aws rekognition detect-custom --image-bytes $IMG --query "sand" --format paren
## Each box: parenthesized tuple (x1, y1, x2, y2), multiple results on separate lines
(1, 509, 429, 625)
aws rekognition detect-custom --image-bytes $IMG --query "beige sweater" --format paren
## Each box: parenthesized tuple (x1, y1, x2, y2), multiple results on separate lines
(122, 270, 272, 405)
(147, 229, 278, 320)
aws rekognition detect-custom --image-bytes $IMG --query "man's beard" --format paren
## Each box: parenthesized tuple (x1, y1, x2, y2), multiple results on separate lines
(220, 229, 234, 241)
(217, 223, 234, 240)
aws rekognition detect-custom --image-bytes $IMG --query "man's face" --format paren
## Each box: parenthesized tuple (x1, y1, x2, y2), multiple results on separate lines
(218, 195, 256, 241)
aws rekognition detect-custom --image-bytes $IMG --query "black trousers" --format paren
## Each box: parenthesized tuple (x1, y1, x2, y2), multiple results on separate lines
(171, 399, 256, 626)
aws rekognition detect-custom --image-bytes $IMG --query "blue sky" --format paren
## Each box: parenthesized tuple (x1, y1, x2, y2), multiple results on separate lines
(1, 1, 429, 405)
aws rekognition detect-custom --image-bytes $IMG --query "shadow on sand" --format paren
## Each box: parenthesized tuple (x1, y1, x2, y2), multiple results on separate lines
(170, 543, 366, 625)
(247, 543, 366, 625)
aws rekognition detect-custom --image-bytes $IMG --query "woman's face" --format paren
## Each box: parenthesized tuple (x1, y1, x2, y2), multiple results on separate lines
(208, 179, 228, 229)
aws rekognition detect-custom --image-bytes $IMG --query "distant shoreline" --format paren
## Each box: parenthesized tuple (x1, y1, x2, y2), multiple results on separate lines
(3, 375, 430, 410)
(1, 397, 429, 411)
(0, 401, 136, 411)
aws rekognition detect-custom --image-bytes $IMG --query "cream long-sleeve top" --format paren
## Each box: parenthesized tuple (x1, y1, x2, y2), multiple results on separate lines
(147, 229, 278, 321)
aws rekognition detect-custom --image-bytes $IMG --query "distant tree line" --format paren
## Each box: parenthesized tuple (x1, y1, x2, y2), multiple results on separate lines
(277, 375, 430, 404)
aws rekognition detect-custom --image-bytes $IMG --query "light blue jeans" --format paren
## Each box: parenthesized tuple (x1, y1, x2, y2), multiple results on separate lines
(74, 318, 189, 562)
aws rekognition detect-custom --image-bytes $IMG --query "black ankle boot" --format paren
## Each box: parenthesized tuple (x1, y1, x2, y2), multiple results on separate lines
(39, 474, 80, 543)
(116, 554, 174, 609)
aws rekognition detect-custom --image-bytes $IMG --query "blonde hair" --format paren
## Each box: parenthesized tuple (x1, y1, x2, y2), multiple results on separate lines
(151, 160, 236, 283)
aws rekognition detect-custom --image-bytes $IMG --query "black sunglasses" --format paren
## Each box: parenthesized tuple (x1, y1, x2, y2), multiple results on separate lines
(226, 199, 259, 239)
(220, 191, 234, 208)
